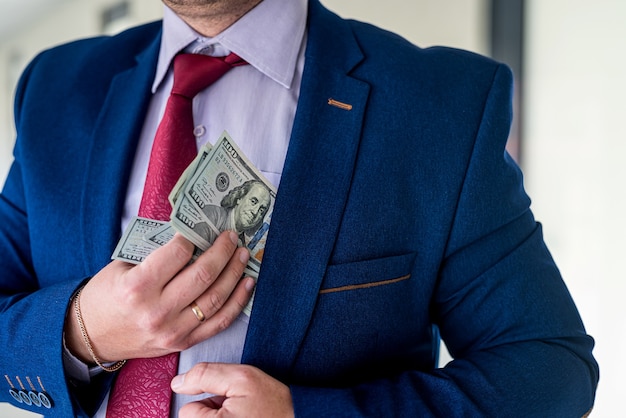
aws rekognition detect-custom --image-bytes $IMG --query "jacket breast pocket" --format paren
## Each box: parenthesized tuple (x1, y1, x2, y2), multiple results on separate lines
(320, 252, 417, 294)
(293, 252, 430, 384)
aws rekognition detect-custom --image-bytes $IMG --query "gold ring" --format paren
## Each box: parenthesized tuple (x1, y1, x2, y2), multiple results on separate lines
(190, 301, 206, 322)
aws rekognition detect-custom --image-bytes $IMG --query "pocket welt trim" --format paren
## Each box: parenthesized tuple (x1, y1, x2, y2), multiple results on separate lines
(319, 274, 411, 294)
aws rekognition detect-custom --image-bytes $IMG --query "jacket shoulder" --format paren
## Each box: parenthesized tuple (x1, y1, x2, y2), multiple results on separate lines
(14, 21, 161, 118)
(36, 20, 161, 68)
(350, 18, 505, 80)
(308, 1, 507, 89)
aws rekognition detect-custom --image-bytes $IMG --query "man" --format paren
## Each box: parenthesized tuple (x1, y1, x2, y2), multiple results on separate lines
(196, 179, 272, 247)
(0, 0, 598, 417)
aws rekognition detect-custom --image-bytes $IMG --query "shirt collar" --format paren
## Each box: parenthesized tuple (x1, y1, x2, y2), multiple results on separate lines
(153, 0, 307, 92)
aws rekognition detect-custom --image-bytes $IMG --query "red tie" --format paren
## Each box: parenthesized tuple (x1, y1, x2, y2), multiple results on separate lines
(106, 52, 247, 418)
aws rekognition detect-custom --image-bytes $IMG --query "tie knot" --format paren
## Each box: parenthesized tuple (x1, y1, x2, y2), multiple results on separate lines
(171, 52, 247, 99)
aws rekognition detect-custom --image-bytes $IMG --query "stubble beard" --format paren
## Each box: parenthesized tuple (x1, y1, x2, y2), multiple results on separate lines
(161, 0, 263, 36)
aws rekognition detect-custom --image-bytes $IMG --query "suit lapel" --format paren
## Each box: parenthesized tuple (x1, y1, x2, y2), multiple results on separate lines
(243, 1, 370, 378)
(80, 34, 161, 274)
(76, 5, 368, 377)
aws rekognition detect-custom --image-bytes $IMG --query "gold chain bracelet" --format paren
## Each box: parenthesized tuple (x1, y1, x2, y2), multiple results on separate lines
(73, 287, 126, 372)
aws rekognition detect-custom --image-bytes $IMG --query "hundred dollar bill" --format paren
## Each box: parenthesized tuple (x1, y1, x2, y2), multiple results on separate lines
(112, 217, 258, 316)
(172, 131, 277, 267)
(111, 217, 165, 264)
(144, 222, 203, 262)
(144, 222, 176, 247)
(168, 143, 212, 208)
(113, 217, 245, 272)
(112, 132, 269, 316)
(147, 221, 259, 317)
(242, 276, 256, 317)
(171, 193, 221, 251)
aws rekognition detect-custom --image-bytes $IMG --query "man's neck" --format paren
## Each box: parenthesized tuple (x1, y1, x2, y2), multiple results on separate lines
(162, 0, 264, 37)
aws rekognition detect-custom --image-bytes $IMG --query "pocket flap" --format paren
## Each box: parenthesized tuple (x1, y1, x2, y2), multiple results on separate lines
(320, 252, 417, 294)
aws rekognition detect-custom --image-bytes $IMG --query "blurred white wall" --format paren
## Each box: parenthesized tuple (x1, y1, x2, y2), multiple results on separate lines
(1, 0, 622, 417)
(0, 0, 162, 182)
(323, 0, 489, 54)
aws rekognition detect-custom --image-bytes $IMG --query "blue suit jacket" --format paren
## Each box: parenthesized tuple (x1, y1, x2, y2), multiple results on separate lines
(0, 1, 598, 416)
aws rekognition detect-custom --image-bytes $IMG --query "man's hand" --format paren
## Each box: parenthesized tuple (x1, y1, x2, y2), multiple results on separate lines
(65, 230, 255, 363)
(171, 363, 294, 418)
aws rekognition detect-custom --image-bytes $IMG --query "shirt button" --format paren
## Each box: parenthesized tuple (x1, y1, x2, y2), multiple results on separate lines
(193, 125, 206, 138)
(194, 44, 214, 55)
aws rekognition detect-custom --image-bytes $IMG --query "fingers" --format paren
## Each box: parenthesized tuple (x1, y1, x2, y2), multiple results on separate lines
(160, 230, 255, 347)
(163, 230, 246, 308)
(171, 363, 239, 396)
(171, 363, 275, 397)
(92, 230, 254, 358)
(171, 363, 295, 418)
(190, 247, 250, 319)
(178, 400, 222, 418)
(186, 275, 255, 344)
(130, 233, 196, 291)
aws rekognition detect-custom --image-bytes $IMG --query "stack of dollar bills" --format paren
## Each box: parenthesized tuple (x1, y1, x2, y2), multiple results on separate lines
(111, 131, 277, 316)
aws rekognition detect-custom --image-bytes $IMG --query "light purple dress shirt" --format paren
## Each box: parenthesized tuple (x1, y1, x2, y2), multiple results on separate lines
(62, 0, 307, 416)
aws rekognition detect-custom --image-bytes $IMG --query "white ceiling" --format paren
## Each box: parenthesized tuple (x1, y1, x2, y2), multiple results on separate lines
(0, 0, 68, 40)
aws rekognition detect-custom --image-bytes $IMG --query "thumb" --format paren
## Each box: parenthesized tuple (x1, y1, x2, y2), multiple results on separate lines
(171, 362, 234, 396)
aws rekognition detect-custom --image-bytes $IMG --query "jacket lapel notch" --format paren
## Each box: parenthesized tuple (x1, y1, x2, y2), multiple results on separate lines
(243, 2, 371, 378)
(80, 39, 160, 273)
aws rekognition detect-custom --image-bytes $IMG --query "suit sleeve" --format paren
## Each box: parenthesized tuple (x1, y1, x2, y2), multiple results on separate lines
(289, 65, 598, 417)
(0, 55, 93, 418)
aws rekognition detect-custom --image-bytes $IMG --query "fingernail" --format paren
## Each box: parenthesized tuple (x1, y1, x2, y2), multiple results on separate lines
(245, 277, 256, 292)
(229, 231, 238, 245)
(171, 374, 185, 390)
(239, 249, 250, 264)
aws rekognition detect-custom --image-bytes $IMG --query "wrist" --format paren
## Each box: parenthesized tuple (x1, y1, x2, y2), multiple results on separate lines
(65, 285, 126, 372)
(64, 287, 94, 364)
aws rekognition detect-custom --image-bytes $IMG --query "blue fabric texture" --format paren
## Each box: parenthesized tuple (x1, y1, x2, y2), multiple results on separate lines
(0, 1, 597, 416)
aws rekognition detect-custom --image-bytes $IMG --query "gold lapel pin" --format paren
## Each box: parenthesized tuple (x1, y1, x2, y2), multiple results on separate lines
(328, 98, 353, 111)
